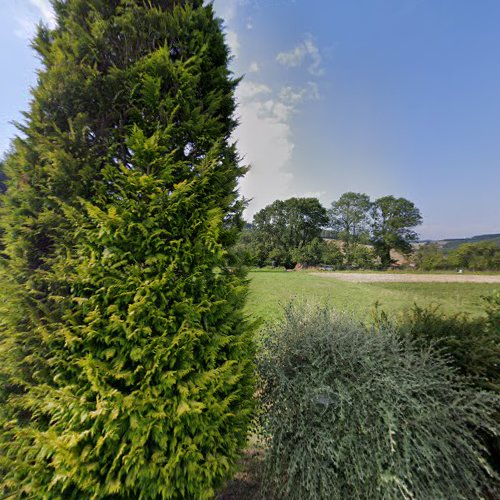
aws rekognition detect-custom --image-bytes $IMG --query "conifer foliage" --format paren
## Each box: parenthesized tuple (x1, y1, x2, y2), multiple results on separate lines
(0, 1, 254, 497)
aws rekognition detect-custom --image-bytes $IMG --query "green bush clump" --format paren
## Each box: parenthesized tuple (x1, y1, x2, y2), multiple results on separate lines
(257, 303, 499, 499)
(372, 295, 500, 471)
(484, 289, 500, 336)
(372, 300, 500, 392)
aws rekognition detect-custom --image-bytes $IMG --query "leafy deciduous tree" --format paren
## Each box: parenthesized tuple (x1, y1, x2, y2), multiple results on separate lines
(415, 243, 448, 270)
(370, 196, 422, 268)
(252, 197, 328, 267)
(449, 242, 500, 271)
(328, 192, 371, 264)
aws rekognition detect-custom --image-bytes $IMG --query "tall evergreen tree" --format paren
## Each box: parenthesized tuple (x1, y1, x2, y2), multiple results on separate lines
(0, 1, 254, 497)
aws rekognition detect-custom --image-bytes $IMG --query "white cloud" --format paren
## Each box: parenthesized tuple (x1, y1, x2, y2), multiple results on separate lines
(293, 191, 328, 204)
(238, 81, 271, 100)
(235, 78, 322, 219)
(276, 44, 307, 68)
(248, 61, 260, 73)
(276, 34, 324, 76)
(303, 36, 324, 76)
(213, 1, 324, 219)
(29, 0, 56, 27)
(212, 1, 239, 57)
(279, 86, 306, 104)
(15, 0, 56, 39)
(225, 30, 240, 58)
(307, 81, 320, 100)
(301, 191, 327, 199)
(279, 82, 320, 104)
(278, 82, 320, 107)
(236, 93, 295, 219)
(14, 17, 37, 40)
(214, 0, 239, 23)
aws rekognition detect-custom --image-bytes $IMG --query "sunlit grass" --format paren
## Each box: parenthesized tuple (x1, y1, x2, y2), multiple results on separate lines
(245, 270, 499, 322)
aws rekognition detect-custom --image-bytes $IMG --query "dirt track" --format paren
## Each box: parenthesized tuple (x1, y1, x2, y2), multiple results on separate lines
(309, 272, 500, 283)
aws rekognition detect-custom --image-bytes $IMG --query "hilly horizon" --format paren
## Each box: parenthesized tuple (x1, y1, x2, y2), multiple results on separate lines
(421, 233, 500, 248)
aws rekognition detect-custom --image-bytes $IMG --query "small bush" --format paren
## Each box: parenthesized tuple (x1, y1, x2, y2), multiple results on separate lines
(484, 290, 500, 336)
(372, 295, 500, 472)
(372, 301, 500, 392)
(257, 303, 499, 499)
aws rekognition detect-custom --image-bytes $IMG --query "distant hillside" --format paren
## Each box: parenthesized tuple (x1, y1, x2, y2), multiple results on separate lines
(420, 233, 500, 252)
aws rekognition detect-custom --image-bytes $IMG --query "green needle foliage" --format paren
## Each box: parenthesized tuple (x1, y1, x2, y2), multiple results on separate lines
(257, 303, 499, 499)
(0, 1, 254, 498)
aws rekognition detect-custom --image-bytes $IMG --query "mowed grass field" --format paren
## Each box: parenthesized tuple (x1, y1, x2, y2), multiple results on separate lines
(245, 270, 500, 322)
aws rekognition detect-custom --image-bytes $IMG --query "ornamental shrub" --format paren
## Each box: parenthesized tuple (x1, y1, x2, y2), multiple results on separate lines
(0, 1, 254, 498)
(372, 296, 500, 471)
(372, 302, 500, 392)
(257, 303, 499, 499)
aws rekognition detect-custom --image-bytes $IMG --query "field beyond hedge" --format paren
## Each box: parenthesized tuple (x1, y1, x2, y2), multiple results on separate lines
(245, 270, 500, 321)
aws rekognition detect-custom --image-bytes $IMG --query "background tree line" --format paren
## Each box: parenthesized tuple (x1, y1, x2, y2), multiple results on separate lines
(237, 192, 423, 269)
(415, 241, 500, 271)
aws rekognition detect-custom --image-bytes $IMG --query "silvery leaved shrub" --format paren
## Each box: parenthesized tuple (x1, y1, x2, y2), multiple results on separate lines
(257, 302, 499, 499)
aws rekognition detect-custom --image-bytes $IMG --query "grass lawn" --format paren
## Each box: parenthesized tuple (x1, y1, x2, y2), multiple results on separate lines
(245, 270, 499, 322)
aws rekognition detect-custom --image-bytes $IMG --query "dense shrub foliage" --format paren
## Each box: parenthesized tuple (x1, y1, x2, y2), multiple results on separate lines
(484, 289, 500, 335)
(236, 227, 376, 269)
(257, 303, 499, 499)
(372, 301, 500, 392)
(373, 295, 500, 471)
(0, 1, 254, 498)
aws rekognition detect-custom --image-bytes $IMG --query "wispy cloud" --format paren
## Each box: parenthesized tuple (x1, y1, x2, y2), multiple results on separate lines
(279, 82, 320, 104)
(236, 86, 295, 218)
(29, 0, 56, 26)
(15, 0, 55, 39)
(276, 34, 324, 76)
(214, 0, 239, 23)
(248, 61, 260, 73)
(214, 1, 324, 219)
(236, 79, 321, 218)
(238, 81, 271, 99)
(214, 1, 243, 58)
(225, 30, 240, 58)
(14, 17, 37, 40)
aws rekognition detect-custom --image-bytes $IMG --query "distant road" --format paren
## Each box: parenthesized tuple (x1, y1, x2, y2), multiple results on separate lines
(310, 272, 500, 283)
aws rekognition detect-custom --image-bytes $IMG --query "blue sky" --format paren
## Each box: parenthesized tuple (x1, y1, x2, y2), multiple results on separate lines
(1, 1, 499, 239)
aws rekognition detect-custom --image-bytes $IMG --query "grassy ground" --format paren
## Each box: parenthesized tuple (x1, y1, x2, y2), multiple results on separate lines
(245, 270, 499, 322)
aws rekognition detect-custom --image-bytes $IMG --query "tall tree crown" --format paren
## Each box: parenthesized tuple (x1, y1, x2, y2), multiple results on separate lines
(370, 195, 423, 266)
(328, 192, 372, 242)
(0, 1, 253, 497)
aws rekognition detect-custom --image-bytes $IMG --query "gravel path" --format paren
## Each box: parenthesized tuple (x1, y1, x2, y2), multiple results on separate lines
(309, 272, 500, 283)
